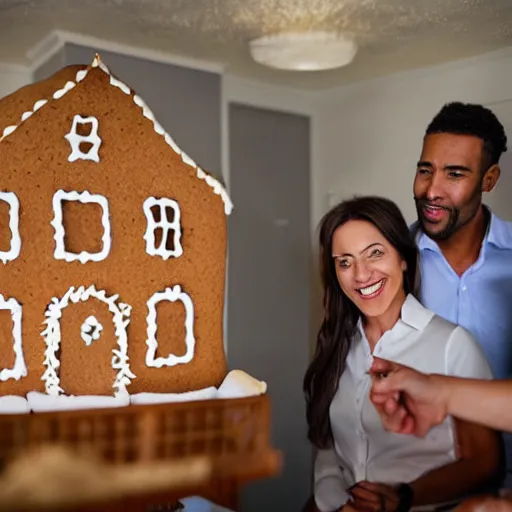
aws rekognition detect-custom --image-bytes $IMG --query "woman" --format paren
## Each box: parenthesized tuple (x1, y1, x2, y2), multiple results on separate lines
(303, 196, 503, 512)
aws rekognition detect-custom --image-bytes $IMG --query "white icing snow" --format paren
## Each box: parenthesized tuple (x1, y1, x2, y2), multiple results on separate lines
(0, 293, 27, 382)
(130, 387, 218, 405)
(0, 191, 21, 264)
(0, 396, 30, 414)
(142, 197, 183, 260)
(27, 391, 129, 413)
(51, 189, 111, 264)
(217, 369, 267, 399)
(145, 285, 195, 368)
(40, 285, 135, 397)
(11, 370, 267, 414)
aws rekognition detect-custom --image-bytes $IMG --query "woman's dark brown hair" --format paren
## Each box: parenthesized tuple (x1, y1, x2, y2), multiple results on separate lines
(303, 195, 419, 449)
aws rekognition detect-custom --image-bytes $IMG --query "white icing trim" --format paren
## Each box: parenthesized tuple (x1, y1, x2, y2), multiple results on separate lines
(80, 315, 103, 346)
(0, 191, 21, 264)
(41, 285, 135, 397)
(64, 115, 102, 163)
(146, 285, 195, 368)
(0, 55, 233, 215)
(0, 294, 27, 382)
(27, 391, 129, 412)
(51, 189, 111, 264)
(142, 197, 183, 260)
(130, 387, 218, 404)
(0, 396, 30, 414)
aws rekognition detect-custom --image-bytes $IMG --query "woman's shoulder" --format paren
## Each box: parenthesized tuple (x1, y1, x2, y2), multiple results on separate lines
(406, 295, 472, 339)
(403, 295, 459, 337)
(406, 297, 492, 378)
(424, 315, 492, 379)
(421, 307, 478, 350)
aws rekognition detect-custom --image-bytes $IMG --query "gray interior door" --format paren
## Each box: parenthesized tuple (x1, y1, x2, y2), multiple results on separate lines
(228, 103, 312, 511)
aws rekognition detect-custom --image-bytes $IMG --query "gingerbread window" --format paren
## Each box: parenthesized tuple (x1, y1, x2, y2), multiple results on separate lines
(143, 197, 183, 260)
(0, 293, 27, 382)
(64, 115, 102, 163)
(51, 189, 112, 264)
(145, 285, 195, 368)
(0, 192, 21, 264)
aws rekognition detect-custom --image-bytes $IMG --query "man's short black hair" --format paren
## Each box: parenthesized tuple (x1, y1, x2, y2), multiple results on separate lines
(426, 102, 508, 168)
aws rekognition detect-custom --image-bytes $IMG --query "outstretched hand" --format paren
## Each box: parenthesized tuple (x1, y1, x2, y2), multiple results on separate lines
(369, 357, 448, 437)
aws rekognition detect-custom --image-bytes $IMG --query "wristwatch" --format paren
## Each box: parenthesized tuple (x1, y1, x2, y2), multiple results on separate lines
(396, 483, 414, 512)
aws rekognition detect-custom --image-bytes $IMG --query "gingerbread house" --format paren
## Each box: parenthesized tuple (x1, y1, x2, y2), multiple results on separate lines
(0, 55, 258, 414)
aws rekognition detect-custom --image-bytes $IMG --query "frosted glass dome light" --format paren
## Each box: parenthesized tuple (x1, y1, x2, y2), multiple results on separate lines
(249, 31, 357, 71)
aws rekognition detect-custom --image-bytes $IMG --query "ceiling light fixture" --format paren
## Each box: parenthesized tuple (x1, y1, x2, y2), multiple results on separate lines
(249, 31, 357, 72)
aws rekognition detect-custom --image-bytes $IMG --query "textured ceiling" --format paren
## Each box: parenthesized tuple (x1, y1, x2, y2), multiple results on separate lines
(0, 0, 512, 89)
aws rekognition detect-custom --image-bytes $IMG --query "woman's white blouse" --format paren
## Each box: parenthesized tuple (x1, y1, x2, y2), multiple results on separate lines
(314, 294, 493, 512)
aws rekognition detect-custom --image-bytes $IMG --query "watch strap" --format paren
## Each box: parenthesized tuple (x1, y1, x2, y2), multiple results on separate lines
(396, 483, 414, 512)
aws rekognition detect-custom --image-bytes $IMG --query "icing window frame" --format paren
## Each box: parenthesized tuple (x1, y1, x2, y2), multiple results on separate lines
(143, 197, 183, 260)
(0, 191, 21, 264)
(0, 293, 27, 382)
(146, 285, 195, 368)
(64, 115, 102, 163)
(51, 189, 112, 264)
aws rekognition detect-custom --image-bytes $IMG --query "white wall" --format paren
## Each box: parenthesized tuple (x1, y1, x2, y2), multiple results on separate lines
(315, 47, 512, 228)
(0, 63, 31, 99)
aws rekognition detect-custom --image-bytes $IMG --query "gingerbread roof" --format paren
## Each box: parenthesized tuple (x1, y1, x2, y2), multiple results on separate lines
(0, 54, 233, 216)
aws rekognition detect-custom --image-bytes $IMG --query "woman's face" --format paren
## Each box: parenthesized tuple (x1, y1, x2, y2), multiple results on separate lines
(331, 219, 406, 319)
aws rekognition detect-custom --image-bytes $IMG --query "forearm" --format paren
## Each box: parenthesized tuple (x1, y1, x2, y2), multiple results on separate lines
(410, 456, 497, 506)
(437, 376, 512, 432)
(314, 448, 350, 512)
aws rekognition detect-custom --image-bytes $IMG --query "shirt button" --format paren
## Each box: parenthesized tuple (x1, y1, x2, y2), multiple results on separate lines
(462, 285, 467, 292)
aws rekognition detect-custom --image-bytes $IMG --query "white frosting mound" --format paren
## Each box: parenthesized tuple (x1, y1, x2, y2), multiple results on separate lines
(217, 369, 267, 399)
(0, 396, 30, 414)
(27, 392, 130, 413)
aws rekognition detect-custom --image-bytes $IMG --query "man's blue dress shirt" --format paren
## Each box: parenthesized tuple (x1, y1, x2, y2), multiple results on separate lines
(414, 208, 512, 485)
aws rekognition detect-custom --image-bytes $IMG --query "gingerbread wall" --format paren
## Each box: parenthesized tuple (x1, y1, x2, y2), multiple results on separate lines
(0, 63, 229, 398)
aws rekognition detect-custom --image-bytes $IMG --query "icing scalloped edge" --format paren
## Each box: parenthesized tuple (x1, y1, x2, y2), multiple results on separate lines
(0, 54, 233, 216)
(40, 285, 135, 397)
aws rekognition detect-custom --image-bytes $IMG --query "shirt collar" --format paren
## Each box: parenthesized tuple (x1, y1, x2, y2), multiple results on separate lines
(414, 207, 512, 253)
(486, 212, 512, 249)
(400, 293, 435, 330)
(357, 293, 434, 337)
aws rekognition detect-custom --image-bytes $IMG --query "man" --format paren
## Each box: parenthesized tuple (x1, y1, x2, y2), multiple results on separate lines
(369, 358, 512, 512)
(412, 101, 512, 484)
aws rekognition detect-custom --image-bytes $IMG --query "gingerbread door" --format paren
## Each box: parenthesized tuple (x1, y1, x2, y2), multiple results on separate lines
(41, 285, 135, 397)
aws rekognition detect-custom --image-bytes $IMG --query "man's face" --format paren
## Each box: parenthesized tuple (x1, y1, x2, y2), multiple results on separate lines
(413, 133, 487, 241)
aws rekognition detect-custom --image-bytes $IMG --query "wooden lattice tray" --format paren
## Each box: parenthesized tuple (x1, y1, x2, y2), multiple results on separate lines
(0, 394, 281, 512)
